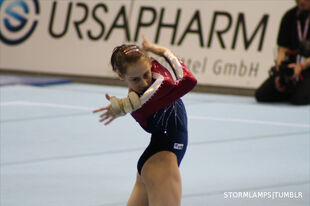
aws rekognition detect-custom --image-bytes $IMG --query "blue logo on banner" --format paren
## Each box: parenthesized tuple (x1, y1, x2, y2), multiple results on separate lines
(0, 0, 39, 45)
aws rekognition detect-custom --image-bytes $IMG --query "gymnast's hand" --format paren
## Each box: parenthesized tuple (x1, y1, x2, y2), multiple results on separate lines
(93, 93, 116, 125)
(142, 34, 167, 56)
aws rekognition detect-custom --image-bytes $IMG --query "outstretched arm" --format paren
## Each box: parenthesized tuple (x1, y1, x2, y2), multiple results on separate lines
(93, 92, 142, 125)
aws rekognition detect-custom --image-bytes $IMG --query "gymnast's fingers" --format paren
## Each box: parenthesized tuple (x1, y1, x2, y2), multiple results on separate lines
(104, 116, 116, 126)
(100, 109, 112, 118)
(99, 114, 110, 122)
(100, 111, 107, 118)
(93, 105, 109, 113)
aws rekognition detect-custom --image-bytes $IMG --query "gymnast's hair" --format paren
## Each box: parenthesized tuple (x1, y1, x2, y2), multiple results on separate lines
(111, 44, 151, 75)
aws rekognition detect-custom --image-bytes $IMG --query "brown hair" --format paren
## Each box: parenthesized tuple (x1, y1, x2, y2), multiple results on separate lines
(111, 44, 151, 74)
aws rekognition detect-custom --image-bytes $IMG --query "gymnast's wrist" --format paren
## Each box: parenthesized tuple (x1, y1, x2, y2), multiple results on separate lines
(149, 45, 167, 56)
(109, 92, 142, 117)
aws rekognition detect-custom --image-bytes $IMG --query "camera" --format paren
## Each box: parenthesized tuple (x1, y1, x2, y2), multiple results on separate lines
(270, 40, 310, 91)
(269, 52, 296, 90)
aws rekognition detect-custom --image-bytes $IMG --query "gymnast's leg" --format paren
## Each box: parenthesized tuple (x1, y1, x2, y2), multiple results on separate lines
(141, 151, 182, 206)
(127, 172, 148, 206)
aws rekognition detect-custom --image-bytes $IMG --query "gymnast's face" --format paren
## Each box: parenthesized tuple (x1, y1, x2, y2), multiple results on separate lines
(120, 58, 152, 95)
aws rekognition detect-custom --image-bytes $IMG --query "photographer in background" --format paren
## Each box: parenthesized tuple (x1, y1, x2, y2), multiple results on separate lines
(255, 0, 310, 105)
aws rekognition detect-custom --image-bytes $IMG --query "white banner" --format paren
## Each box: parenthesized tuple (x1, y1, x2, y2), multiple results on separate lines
(0, 0, 295, 88)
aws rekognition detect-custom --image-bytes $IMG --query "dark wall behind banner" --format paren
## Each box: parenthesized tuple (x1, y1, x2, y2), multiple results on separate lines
(0, 0, 295, 89)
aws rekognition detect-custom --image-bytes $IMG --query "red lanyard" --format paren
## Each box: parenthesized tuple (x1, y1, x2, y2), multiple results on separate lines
(297, 15, 310, 41)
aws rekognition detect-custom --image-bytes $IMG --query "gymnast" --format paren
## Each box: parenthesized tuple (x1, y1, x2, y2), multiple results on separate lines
(93, 35, 197, 206)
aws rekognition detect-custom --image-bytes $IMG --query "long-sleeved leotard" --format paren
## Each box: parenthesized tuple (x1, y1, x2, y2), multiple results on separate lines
(131, 50, 197, 132)
(130, 50, 197, 174)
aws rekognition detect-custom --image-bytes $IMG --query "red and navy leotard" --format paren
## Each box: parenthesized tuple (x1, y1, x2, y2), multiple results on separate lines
(131, 50, 197, 132)
(131, 50, 197, 174)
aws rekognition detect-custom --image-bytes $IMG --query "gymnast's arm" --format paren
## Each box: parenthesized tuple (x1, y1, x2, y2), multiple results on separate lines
(93, 52, 196, 126)
(133, 51, 197, 116)
(142, 34, 197, 99)
(93, 37, 196, 126)
(131, 38, 197, 122)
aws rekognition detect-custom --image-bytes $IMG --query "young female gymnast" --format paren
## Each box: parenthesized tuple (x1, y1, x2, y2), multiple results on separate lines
(93, 35, 197, 206)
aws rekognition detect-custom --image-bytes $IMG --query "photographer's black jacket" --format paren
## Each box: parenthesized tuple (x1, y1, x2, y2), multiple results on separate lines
(278, 7, 310, 50)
